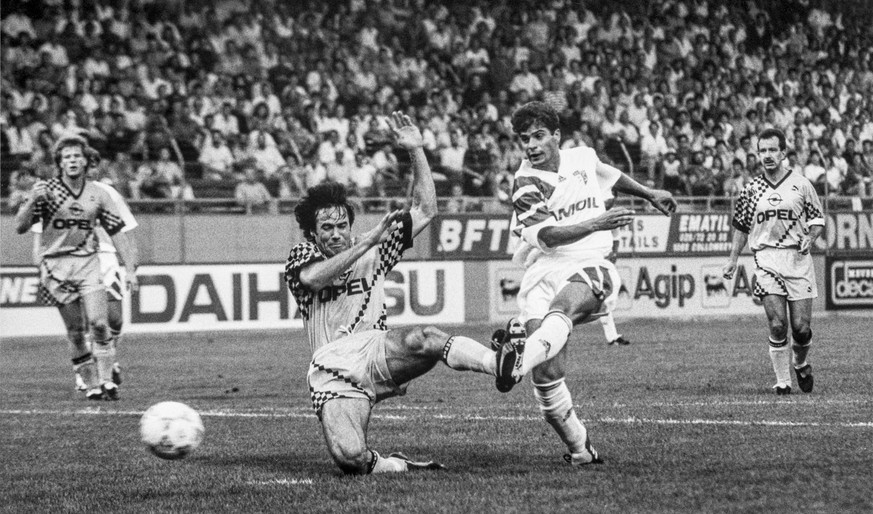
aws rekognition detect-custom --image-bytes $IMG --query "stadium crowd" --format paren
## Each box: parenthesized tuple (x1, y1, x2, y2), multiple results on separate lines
(2, 0, 873, 212)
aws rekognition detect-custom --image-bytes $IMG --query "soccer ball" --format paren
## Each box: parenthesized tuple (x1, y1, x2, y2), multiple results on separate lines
(140, 401, 204, 460)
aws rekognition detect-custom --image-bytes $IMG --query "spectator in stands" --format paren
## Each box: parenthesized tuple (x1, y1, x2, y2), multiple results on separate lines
(461, 131, 495, 196)
(235, 165, 272, 214)
(198, 130, 235, 181)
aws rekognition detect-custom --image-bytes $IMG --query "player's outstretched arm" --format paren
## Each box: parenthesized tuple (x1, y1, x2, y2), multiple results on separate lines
(606, 163, 677, 216)
(298, 209, 405, 292)
(386, 111, 436, 238)
(537, 207, 636, 249)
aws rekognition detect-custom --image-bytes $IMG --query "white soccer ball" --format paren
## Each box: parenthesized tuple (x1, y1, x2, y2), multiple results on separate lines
(140, 401, 204, 460)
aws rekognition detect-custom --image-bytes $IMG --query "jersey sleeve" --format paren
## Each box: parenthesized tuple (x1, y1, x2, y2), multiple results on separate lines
(592, 150, 620, 192)
(803, 181, 825, 227)
(731, 185, 753, 234)
(377, 211, 413, 273)
(102, 182, 138, 232)
(96, 188, 127, 236)
(285, 242, 324, 294)
(512, 173, 557, 252)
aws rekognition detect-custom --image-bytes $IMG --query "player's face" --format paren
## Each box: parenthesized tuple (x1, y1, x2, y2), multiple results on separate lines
(757, 136, 785, 172)
(59, 145, 87, 179)
(313, 206, 351, 257)
(518, 122, 560, 172)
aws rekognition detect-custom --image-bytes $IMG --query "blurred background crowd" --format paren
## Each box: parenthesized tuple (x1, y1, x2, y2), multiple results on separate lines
(2, 0, 873, 213)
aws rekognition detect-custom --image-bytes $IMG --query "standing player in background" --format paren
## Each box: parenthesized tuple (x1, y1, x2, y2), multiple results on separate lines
(32, 179, 140, 392)
(600, 194, 630, 346)
(493, 102, 676, 466)
(285, 112, 519, 475)
(15, 135, 139, 400)
(722, 128, 824, 395)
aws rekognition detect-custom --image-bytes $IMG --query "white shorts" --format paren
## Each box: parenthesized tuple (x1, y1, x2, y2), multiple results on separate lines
(517, 257, 621, 324)
(99, 252, 124, 301)
(307, 329, 407, 418)
(39, 254, 103, 306)
(753, 248, 817, 301)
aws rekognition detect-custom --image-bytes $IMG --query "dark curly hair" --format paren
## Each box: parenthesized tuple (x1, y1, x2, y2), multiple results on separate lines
(510, 101, 560, 135)
(294, 181, 356, 242)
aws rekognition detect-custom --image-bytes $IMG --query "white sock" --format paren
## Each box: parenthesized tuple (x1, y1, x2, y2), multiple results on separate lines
(534, 379, 588, 454)
(93, 338, 117, 385)
(443, 336, 496, 375)
(768, 337, 791, 387)
(72, 354, 100, 389)
(369, 451, 407, 473)
(600, 313, 619, 342)
(521, 312, 572, 375)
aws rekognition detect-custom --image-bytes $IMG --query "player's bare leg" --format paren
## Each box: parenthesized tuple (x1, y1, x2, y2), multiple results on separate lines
(520, 283, 605, 466)
(320, 398, 442, 474)
(385, 326, 498, 384)
(762, 295, 792, 394)
(81, 288, 118, 399)
(788, 298, 815, 392)
(57, 301, 101, 399)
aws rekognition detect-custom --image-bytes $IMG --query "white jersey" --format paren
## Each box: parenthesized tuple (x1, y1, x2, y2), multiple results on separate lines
(510, 146, 620, 268)
(32, 181, 138, 254)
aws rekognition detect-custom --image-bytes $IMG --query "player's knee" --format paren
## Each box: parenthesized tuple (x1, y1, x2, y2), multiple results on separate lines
(531, 361, 565, 385)
(66, 326, 86, 346)
(403, 326, 447, 356)
(792, 326, 812, 346)
(767, 318, 788, 339)
(330, 445, 371, 475)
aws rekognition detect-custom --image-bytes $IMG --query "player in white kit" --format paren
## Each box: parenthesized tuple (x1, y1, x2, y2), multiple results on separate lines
(493, 102, 676, 466)
(285, 113, 519, 475)
(723, 128, 824, 395)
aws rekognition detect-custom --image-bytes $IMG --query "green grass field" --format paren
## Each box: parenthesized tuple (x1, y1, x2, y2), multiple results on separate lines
(2, 315, 872, 513)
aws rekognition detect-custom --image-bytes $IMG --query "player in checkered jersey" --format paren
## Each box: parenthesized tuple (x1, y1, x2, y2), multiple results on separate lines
(14, 135, 139, 401)
(32, 179, 140, 393)
(492, 102, 676, 467)
(285, 112, 519, 475)
(723, 128, 825, 395)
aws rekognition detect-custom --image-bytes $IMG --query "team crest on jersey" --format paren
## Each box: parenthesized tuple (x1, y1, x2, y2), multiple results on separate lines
(572, 170, 588, 184)
(767, 193, 782, 206)
(69, 202, 84, 216)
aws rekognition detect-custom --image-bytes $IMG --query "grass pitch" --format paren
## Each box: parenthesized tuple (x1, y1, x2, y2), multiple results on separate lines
(2, 315, 872, 513)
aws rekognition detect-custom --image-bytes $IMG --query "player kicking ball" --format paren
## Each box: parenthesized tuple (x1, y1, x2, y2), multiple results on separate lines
(723, 128, 824, 395)
(285, 112, 520, 475)
(15, 136, 138, 400)
(492, 102, 676, 467)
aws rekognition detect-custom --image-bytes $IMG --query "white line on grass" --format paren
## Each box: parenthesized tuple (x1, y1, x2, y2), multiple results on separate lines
(3, 408, 872, 428)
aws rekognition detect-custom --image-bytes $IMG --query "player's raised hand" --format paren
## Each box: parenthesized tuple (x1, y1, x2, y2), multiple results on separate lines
(595, 208, 635, 231)
(31, 180, 53, 203)
(362, 208, 405, 246)
(648, 189, 677, 216)
(386, 111, 423, 150)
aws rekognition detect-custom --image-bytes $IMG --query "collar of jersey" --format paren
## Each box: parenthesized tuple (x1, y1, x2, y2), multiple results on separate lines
(761, 169, 792, 189)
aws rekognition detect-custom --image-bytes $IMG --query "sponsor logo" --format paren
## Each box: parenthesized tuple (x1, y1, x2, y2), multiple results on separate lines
(767, 193, 782, 206)
(829, 260, 873, 307)
(52, 219, 93, 229)
(0, 272, 42, 307)
(69, 202, 84, 216)
(756, 209, 798, 223)
(553, 197, 599, 221)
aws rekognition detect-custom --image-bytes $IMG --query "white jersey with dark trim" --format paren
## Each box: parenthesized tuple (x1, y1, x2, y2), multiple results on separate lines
(285, 212, 413, 355)
(731, 170, 825, 252)
(31, 181, 138, 253)
(510, 146, 620, 268)
(31, 178, 127, 259)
